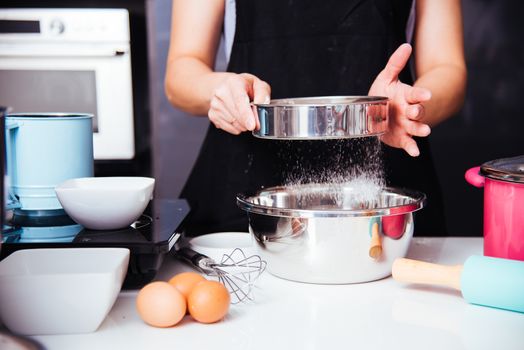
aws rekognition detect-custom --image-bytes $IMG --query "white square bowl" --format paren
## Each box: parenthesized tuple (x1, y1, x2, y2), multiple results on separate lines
(55, 177, 155, 230)
(0, 248, 130, 335)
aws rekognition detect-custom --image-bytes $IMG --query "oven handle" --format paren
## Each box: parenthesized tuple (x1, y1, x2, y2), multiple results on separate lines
(0, 48, 128, 58)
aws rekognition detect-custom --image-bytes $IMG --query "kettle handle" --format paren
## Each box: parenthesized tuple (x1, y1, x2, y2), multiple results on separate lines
(5, 121, 21, 210)
(465, 166, 485, 188)
(5, 120, 19, 130)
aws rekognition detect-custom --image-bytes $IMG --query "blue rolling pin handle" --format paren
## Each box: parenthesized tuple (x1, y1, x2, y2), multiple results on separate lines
(462, 255, 524, 314)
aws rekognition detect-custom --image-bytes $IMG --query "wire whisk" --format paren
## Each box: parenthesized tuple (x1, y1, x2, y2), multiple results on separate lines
(177, 247, 267, 304)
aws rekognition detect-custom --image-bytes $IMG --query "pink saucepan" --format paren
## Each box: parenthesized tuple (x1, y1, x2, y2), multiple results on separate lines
(465, 155, 524, 261)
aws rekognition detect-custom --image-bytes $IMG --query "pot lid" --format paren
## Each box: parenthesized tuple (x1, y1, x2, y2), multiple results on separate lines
(480, 155, 524, 183)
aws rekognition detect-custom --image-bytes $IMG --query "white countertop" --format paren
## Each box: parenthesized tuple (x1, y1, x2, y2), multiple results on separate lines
(32, 237, 524, 350)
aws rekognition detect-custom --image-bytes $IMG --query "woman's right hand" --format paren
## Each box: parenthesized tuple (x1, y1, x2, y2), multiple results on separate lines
(208, 73, 271, 135)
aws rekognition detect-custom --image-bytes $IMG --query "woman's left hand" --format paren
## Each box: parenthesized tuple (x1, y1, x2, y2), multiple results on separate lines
(369, 43, 432, 157)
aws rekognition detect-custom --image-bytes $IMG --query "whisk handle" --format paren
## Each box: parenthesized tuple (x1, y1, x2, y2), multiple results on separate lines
(177, 247, 214, 271)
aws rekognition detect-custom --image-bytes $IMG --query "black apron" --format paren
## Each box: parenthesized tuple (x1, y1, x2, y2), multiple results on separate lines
(181, 0, 447, 236)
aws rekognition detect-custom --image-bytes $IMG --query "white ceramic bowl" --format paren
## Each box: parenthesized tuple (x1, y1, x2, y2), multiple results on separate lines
(55, 177, 155, 230)
(188, 232, 256, 262)
(0, 248, 129, 335)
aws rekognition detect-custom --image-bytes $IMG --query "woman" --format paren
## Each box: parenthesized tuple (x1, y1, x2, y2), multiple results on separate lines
(165, 0, 466, 236)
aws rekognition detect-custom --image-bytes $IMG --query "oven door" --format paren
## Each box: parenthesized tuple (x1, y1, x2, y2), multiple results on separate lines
(0, 42, 135, 160)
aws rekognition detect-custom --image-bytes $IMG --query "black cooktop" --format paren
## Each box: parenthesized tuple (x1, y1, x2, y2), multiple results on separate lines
(0, 198, 190, 289)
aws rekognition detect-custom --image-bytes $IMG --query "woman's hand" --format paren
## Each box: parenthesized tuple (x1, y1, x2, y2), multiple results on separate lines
(369, 43, 432, 157)
(208, 73, 271, 135)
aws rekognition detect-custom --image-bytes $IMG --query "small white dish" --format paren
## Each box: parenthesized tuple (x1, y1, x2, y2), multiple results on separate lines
(0, 248, 130, 335)
(55, 177, 155, 230)
(188, 232, 256, 262)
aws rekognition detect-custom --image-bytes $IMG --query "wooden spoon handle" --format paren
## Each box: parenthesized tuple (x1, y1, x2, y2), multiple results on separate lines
(369, 222, 382, 260)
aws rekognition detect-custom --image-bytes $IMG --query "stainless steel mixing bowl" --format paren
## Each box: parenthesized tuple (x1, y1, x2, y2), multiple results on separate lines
(237, 183, 425, 284)
(252, 96, 388, 140)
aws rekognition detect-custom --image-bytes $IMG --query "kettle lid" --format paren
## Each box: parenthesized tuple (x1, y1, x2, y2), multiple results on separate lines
(480, 155, 524, 183)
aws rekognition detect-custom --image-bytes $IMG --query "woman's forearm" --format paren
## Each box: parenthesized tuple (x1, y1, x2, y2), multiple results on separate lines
(165, 56, 234, 115)
(164, 0, 228, 115)
(414, 63, 467, 127)
(413, 0, 466, 127)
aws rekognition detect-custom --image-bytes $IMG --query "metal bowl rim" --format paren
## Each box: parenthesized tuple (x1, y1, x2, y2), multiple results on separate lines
(236, 185, 426, 218)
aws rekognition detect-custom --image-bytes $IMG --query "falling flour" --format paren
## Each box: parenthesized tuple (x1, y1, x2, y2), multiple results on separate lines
(279, 136, 386, 209)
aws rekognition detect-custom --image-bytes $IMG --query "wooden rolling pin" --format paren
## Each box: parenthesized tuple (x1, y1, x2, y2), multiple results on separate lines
(392, 256, 524, 313)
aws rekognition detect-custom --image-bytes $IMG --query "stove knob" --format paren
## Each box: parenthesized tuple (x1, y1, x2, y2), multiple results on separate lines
(49, 19, 65, 35)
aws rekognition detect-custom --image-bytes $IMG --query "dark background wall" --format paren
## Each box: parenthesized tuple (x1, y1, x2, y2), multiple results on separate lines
(430, 0, 524, 236)
(152, 0, 524, 236)
(9, 1, 521, 236)
(3, 0, 520, 236)
(2, 0, 520, 235)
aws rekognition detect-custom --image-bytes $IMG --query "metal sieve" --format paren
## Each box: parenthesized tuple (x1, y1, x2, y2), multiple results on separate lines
(252, 96, 388, 140)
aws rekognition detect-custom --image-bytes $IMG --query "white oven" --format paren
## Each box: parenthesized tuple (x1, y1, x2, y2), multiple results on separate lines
(0, 8, 135, 160)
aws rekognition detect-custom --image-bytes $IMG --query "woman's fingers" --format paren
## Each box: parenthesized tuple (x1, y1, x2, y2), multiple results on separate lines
(251, 77, 270, 129)
(209, 97, 247, 132)
(231, 88, 256, 130)
(376, 43, 412, 83)
(381, 100, 431, 157)
(405, 119, 431, 137)
(218, 121, 242, 134)
(209, 73, 271, 134)
(210, 75, 254, 132)
(406, 104, 426, 121)
(219, 77, 254, 130)
(372, 58, 433, 156)
(209, 86, 246, 134)
(406, 86, 431, 104)
(233, 74, 266, 130)
(381, 131, 417, 157)
(239, 74, 271, 130)
(252, 77, 271, 104)
(400, 136, 420, 157)
(207, 109, 244, 135)
(383, 132, 420, 157)
(212, 86, 245, 128)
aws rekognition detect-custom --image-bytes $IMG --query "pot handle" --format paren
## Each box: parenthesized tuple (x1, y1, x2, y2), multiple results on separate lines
(465, 166, 485, 188)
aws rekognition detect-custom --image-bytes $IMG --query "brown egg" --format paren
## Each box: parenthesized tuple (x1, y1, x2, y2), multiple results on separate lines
(188, 280, 230, 323)
(136, 281, 186, 327)
(168, 272, 207, 299)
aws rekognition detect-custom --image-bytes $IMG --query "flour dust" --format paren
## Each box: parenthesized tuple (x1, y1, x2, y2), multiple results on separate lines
(277, 137, 385, 209)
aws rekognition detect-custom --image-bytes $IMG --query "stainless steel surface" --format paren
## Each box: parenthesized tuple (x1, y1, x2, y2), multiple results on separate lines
(480, 155, 524, 184)
(237, 184, 425, 284)
(253, 96, 388, 140)
(177, 246, 266, 304)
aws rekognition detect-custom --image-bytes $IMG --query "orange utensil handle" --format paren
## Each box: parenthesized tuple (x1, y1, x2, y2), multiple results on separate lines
(369, 222, 382, 260)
